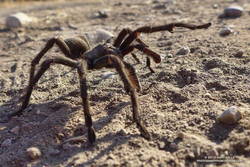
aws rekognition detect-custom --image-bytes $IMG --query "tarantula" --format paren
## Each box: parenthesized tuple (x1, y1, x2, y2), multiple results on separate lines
(7, 22, 211, 144)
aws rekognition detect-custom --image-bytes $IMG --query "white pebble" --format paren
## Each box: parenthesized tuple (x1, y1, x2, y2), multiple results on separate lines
(224, 6, 243, 18)
(5, 12, 36, 29)
(217, 106, 242, 124)
(101, 72, 116, 79)
(219, 27, 233, 36)
(176, 46, 190, 55)
(85, 29, 113, 44)
(26, 147, 42, 160)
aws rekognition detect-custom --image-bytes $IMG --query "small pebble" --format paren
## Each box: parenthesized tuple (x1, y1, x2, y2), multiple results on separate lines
(204, 93, 213, 99)
(95, 11, 109, 18)
(158, 141, 165, 149)
(213, 4, 219, 9)
(217, 106, 242, 124)
(176, 46, 190, 55)
(119, 129, 127, 136)
(0, 125, 7, 131)
(26, 147, 42, 160)
(169, 142, 178, 151)
(224, 6, 243, 18)
(101, 72, 116, 79)
(219, 27, 233, 36)
(85, 29, 113, 44)
(234, 50, 244, 58)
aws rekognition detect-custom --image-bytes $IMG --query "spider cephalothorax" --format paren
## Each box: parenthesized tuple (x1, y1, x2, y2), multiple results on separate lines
(7, 22, 211, 144)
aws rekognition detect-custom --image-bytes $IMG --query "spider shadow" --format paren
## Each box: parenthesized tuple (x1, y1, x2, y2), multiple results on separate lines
(66, 100, 140, 167)
(206, 121, 238, 144)
(45, 92, 141, 167)
(0, 83, 141, 166)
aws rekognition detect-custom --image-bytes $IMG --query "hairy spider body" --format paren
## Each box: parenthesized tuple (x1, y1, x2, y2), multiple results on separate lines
(7, 22, 211, 144)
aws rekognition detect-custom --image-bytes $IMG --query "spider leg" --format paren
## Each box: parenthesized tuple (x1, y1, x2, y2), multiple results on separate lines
(77, 60, 96, 144)
(9, 56, 96, 143)
(146, 57, 155, 73)
(113, 28, 130, 47)
(114, 28, 149, 64)
(121, 44, 161, 63)
(93, 55, 151, 140)
(123, 62, 141, 91)
(27, 37, 72, 106)
(121, 44, 161, 73)
(10, 56, 78, 117)
(119, 22, 211, 50)
(131, 53, 141, 64)
(114, 28, 149, 47)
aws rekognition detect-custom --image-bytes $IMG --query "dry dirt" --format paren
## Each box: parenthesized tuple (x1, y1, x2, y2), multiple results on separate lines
(0, 0, 250, 166)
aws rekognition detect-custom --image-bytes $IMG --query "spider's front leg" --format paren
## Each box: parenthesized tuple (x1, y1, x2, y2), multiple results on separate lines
(93, 55, 151, 140)
(77, 61, 96, 144)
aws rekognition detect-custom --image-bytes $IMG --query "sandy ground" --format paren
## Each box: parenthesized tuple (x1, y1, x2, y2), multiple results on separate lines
(0, 0, 250, 166)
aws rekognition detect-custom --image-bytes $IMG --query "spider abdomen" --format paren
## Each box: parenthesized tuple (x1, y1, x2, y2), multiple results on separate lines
(64, 37, 90, 59)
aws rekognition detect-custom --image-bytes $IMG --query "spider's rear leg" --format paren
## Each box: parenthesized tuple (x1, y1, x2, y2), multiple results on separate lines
(146, 57, 155, 73)
(19, 37, 74, 116)
(131, 53, 141, 64)
(10, 57, 96, 144)
(93, 55, 151, 140)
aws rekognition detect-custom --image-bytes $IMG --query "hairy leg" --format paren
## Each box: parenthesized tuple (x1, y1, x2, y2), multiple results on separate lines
(121, 44, 161, 63)
(10, 56, 96, 143)
(77, 60, 96, 144)
(93, 55, 151, 139)
(120, 22, 211, 50)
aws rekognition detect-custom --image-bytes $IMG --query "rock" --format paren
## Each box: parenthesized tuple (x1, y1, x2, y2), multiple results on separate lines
(213, 4, 219, 9)
(0, 125, 7, 131)
(10, 126, 20, 135)
(223, 6, 243, 18)
(217, 106, 242, 124)
(95, 10, 109, 18)
(176, 46, 190, 55)
(219, 27, 233, 36)
(85, 29, 113, 44)
(158, 141, 166, 149)
(101, 72, 116, 79)
(5, 12, 36, 29)
(169, 142, 178, 151)
(1, 138, 12, 147)
(203, 93, 213, 99)
(26, 147, 42, 160)
(98, 11, 109, 18)
(119, 129, 128, 136)
(234, 50, 244, 58)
